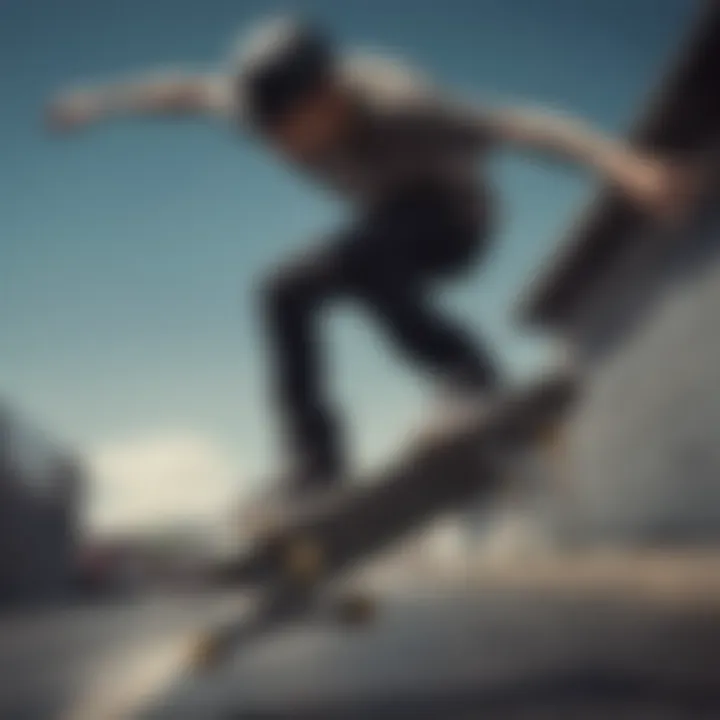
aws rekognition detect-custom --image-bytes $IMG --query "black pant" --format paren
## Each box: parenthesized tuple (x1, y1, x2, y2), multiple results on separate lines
(260, 185, 499, 487)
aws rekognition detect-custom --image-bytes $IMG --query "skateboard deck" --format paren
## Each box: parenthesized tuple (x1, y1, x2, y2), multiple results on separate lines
(190, 371, 578, 670)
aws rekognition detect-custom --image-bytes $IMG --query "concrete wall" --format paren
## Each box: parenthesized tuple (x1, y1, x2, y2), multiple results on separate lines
(555, 206, 720, 544)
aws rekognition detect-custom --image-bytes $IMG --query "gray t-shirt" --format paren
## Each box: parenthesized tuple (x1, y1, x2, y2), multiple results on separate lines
(229, 52, 493, 212)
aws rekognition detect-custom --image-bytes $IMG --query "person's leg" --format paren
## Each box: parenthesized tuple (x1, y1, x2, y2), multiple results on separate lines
(360, 283, 499, 390)
(259, 187, 498, 491)
(344, 189, 501, 393)
(260, 241, 348, 489)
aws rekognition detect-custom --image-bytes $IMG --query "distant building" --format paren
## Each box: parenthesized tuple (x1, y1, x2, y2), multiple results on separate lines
(0, 406, 82, 607)
(520, 4, 720, 546)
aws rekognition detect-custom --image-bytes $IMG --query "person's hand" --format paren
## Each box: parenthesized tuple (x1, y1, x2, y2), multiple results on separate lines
(45, 90, 102, 134)
(621, 156, 704, 227)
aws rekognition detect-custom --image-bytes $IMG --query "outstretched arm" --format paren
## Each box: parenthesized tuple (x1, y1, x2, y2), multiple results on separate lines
(46, 71, 234, 133)
(409, 90, 697, 224)
(476, 104, 696, 223)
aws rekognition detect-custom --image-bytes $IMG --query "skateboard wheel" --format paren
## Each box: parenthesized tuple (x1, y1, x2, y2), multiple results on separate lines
(334, 593, 377, 626)
(282, 535, 325, 585)
(189, 631, 228, 671)
(535, 419, 565, 455)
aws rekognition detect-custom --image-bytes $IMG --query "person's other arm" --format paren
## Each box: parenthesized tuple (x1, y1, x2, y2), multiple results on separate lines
(45, 71, 234, 132)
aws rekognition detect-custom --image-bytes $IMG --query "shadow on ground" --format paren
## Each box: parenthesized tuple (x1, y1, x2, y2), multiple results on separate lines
(229, 668, 720, 720)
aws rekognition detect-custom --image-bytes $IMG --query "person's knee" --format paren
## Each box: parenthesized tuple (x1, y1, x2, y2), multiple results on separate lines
(260, 264, 316, 325)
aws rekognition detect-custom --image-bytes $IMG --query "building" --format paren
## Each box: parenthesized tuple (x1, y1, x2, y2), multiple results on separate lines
(0, 406, 82, 607)
(519, 3, 720, 546)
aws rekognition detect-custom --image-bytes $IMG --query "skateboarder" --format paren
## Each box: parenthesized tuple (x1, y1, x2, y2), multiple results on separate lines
(47, 16, 692, 498)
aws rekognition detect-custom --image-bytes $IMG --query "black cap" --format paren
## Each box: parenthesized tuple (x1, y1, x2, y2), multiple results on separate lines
(234, 16, 335, 129)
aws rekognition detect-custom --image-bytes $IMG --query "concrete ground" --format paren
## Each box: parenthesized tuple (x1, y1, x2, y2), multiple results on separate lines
(1, 551, 718, 719)
(144, 550, 720, 720)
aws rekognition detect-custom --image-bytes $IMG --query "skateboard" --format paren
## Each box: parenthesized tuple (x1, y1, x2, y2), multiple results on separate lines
(189, 371, 578, 671)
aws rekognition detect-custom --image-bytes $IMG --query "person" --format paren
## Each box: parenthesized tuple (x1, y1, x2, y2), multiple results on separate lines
(47, 15, 693, 498)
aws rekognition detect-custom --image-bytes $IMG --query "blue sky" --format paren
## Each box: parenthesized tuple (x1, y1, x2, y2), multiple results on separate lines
(0, 0, 695, 521)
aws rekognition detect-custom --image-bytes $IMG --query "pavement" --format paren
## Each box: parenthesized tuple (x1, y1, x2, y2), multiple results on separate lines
(144, 550, 720, 720)
(1, 551, 719, 720)
(0, 593, 237, 719)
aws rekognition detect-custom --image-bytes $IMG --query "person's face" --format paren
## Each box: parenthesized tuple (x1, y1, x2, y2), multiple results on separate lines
(266, 82, 351, 161)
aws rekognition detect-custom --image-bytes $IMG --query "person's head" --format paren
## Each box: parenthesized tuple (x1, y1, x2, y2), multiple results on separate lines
(233, 16, 353, 160)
